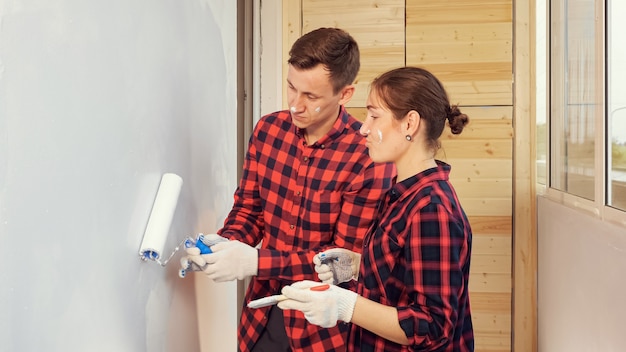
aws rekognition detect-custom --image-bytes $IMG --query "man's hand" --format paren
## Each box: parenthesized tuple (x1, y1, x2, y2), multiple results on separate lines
(313, 248, 361, 285)
(201, 239, 258, 281)
(277, 280, 358, 328)
(180, 234, 258, 282)
(179, 233, 227, 276)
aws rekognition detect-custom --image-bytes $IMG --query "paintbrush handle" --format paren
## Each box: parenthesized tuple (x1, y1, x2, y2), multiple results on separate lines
(247, 284, 330, 309)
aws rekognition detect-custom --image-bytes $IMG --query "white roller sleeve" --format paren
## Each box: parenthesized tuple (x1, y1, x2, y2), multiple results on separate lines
(139, 173, 183, 260)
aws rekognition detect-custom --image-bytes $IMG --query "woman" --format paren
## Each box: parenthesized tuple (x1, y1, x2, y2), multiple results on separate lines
(277, 66, 474, 351)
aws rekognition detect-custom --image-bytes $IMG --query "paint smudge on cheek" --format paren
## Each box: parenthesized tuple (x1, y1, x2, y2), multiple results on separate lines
(376, 129, 383, 144)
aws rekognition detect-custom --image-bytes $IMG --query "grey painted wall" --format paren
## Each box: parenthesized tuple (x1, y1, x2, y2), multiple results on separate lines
(0, 1, 238, 351)
(538, 197, 626, 352)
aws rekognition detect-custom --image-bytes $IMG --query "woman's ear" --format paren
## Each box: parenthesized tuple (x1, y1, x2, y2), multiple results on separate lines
(405, 110, 421, 136)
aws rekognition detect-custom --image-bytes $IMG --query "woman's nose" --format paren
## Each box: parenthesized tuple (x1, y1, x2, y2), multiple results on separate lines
(359, 123, 370, 136)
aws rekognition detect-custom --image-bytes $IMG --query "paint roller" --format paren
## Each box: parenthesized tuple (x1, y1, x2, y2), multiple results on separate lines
(138, 173, 184, 265)
(138, 173, 226, 273)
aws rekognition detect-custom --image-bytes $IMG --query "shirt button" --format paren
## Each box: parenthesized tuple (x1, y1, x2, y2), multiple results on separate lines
(320, 144, 325, 149)
(303, 156, 309, 162)
(296, 191, 301, 196)
(290, 225, 295, 229)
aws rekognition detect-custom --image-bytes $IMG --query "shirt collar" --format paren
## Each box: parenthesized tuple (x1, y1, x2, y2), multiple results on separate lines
(294, 106, 350, 147)
(388, 160, 451, 202)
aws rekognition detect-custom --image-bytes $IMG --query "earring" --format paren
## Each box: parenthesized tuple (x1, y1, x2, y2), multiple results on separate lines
(406, 135, 412, 141)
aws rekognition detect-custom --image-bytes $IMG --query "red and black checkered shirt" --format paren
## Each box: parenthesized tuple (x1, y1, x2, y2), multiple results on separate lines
(218, 107, 395, 352)
(349, 161, 474, 352)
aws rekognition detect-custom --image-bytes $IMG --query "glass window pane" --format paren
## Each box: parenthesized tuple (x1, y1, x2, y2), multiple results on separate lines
(608, 0, 626, 211)
(549, 0, 599, 200)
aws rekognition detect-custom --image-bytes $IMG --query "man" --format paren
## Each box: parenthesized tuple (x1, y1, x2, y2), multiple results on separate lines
(183, 27, 395, 352)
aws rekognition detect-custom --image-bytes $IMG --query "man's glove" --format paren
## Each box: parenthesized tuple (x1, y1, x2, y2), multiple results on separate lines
(182, 234, 258, 282)
(313, 248, 361, 285)
(179, 234, 228, 276)
(277, 280, 358, 328)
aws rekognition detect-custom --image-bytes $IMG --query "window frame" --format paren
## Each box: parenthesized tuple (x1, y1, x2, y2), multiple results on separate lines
(542, 0, 626, 228)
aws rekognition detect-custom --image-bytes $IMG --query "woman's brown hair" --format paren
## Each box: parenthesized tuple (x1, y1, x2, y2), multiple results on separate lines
(370, 66, 469, 151)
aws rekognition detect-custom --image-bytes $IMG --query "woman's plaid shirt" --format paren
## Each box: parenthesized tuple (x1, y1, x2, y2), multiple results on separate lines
(217, 107, 395, 352)
(349, 161, 474, 352)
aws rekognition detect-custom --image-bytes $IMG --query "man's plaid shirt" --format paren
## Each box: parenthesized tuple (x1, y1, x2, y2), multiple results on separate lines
(217, 106, 395, 352)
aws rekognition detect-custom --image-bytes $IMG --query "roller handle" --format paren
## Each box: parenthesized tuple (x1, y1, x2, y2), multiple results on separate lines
(178, 237, 213, 278)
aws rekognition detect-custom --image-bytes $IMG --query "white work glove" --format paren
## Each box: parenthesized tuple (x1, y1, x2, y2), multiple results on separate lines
(179, 234, 228, 277)
(277, 280, 358, 328)
(313, 248, 361, 285)
(183, 234, 258, 282)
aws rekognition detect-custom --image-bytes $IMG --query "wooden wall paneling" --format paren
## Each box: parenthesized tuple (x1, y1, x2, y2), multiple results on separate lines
(406, 0, 513, 106)
(301, 0, 406, 107)
(287, 1, 520, 351)
(442, 106, 513, 219)
(438, 139, 511, 159)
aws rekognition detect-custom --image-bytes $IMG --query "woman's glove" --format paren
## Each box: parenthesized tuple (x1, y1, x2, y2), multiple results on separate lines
(277, 280, 358, 328)
(313, 248, 361, 285)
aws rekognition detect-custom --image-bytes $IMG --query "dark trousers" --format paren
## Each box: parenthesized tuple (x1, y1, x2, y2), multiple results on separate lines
(250, 305, 291, 352)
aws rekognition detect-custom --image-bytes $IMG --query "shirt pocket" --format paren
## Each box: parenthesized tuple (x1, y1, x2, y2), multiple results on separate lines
(302, 190, 342, 241)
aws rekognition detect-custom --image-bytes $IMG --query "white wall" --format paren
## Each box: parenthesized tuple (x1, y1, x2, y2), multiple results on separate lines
(0, 1, 239, 351)
(538, 197, 626, 352)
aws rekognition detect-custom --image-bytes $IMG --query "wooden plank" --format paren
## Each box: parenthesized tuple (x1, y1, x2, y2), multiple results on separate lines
(462, 106, 512, 120)
(472, 312, 511, 334)
(447, 159, 513, 179)
(473, 332, 512, 352)
(410, 62, 512, 82)
(437, 139, 512, 159)
(471, 254, 511, 274)
(473, 234, 512, 256)
(461, 198, 512, 216)
(471, 292, 512, 312)
(407, 24, 512, 64)
(468, 216, 512, 235)
(445, 81, 512, 106)
(406, 22, 512, 44)
(513, 0, 538, 350)
(406, 0, 512, 24)
(452, 178, 512, 199)
(469, 272, 511, 293)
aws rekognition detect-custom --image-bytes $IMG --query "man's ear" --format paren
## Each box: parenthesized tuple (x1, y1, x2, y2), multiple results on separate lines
(337, 85, 355, 106)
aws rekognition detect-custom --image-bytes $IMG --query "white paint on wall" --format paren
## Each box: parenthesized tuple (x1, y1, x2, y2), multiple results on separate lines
(0, 1, 238, 351)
